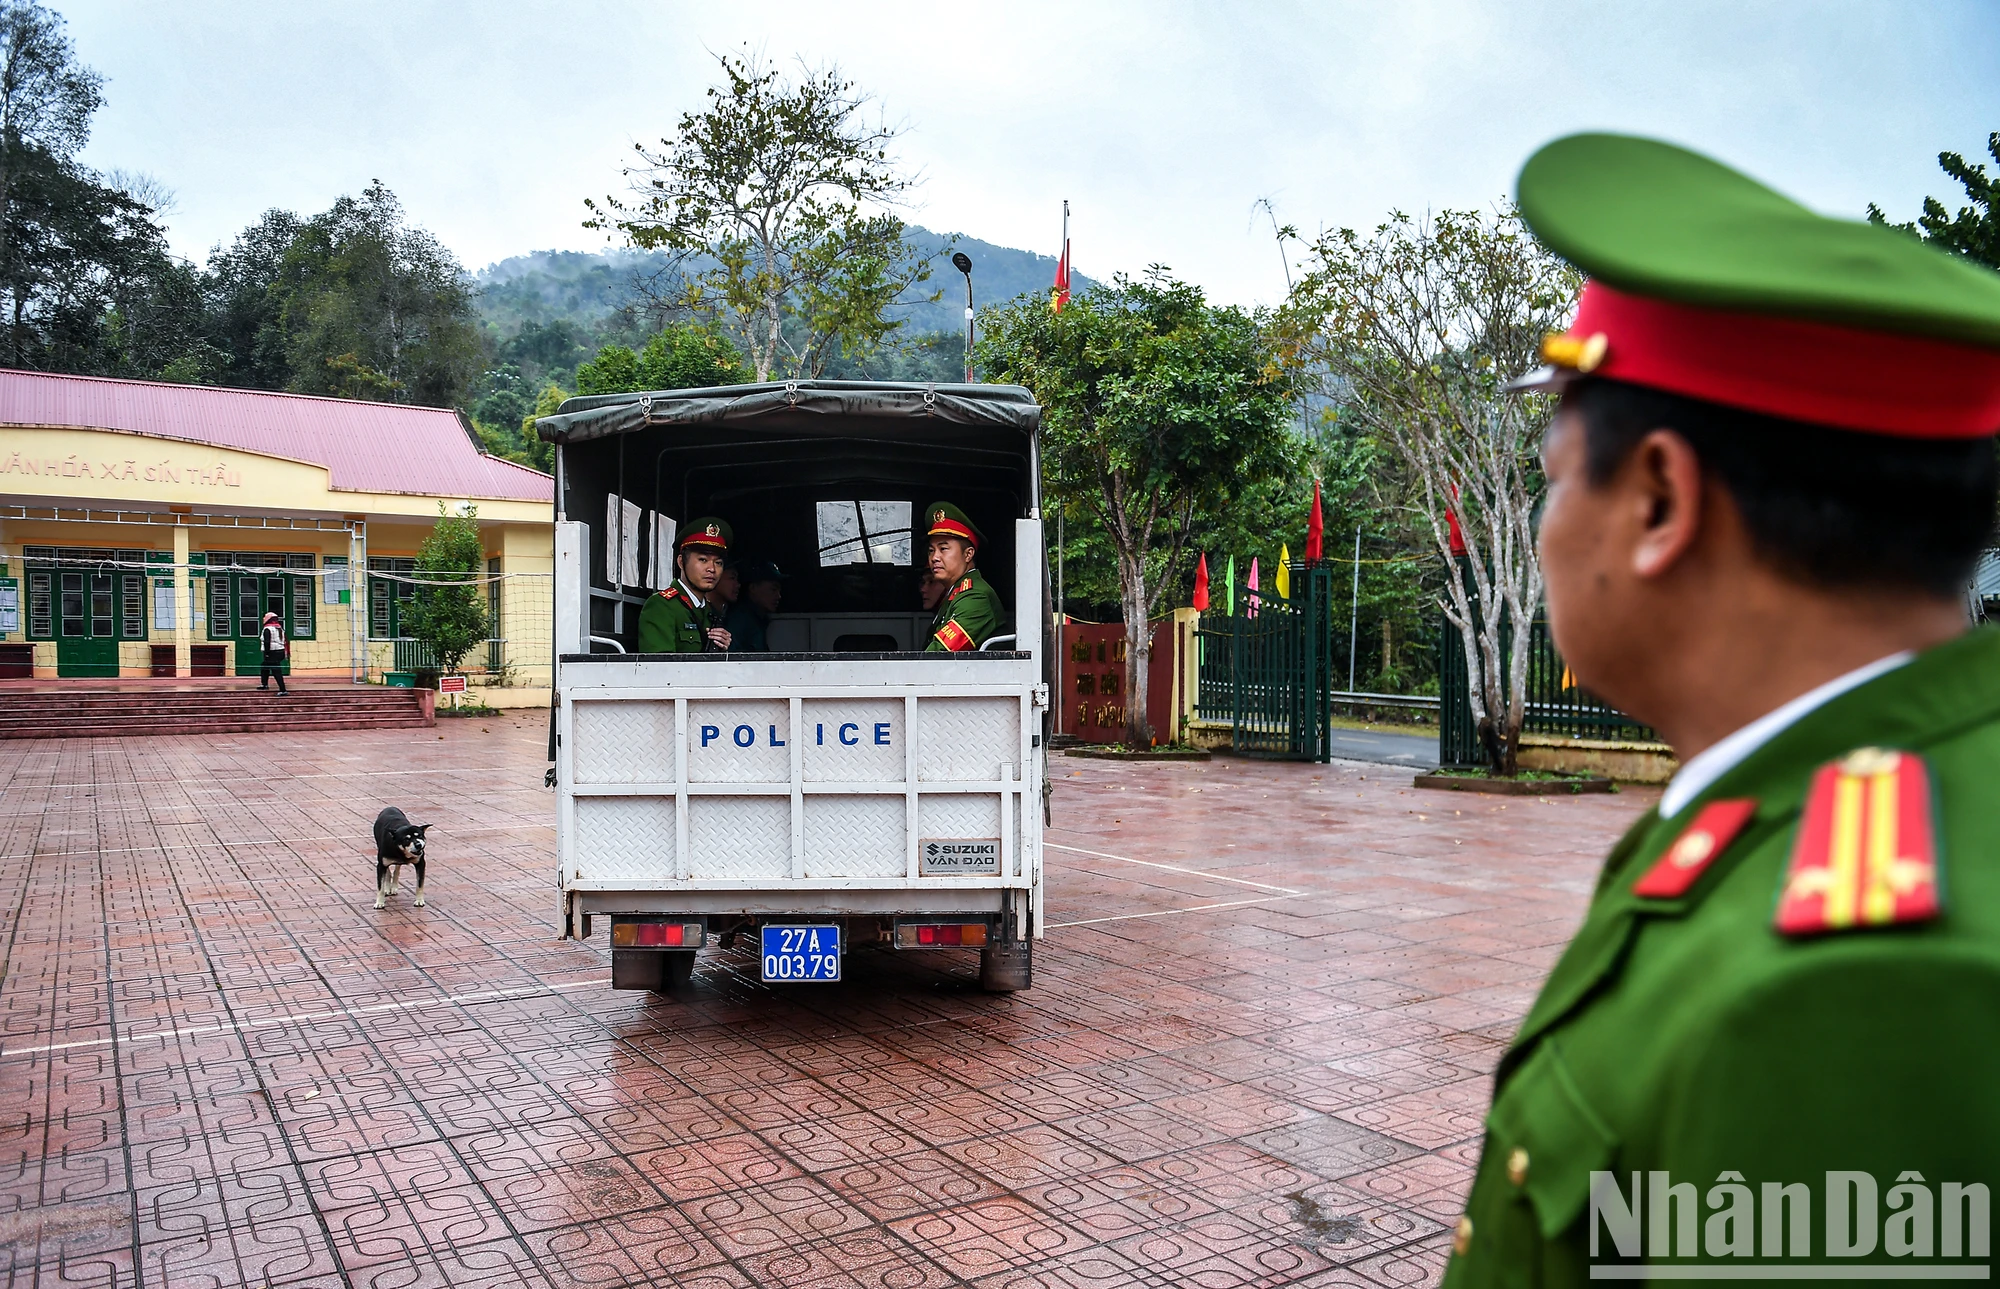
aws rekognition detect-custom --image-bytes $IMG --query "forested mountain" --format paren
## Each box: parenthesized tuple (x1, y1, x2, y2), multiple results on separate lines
(472, 226, 1095, 350)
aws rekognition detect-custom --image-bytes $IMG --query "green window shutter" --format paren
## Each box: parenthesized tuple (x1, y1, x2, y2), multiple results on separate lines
(208, 574, 231, 640)
(290, 575, 314, 640)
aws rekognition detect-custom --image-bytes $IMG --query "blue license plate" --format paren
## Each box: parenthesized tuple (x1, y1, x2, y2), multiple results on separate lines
(760, 925, 842, 982)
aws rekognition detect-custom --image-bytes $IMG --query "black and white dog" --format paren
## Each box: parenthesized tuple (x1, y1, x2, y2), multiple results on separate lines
(372, 807, 433, 909)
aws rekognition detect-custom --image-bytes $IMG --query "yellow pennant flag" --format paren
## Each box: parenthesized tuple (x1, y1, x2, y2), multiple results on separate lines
(1276, 544, 1291, 599)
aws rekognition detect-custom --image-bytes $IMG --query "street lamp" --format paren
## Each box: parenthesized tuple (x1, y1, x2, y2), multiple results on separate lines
(952, 251, 974, 382)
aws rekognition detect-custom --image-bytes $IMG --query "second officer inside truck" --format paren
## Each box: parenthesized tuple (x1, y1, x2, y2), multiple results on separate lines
(638, 517, 734, 652)
(924, 502, 1005, 652)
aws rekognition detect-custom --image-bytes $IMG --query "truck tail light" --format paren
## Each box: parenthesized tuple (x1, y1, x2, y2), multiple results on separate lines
(895, 922, 988, 948)
(612, 921, 704, 948)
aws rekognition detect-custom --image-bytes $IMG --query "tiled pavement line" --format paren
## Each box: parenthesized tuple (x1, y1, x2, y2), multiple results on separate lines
(4, 979, 604, 1058)
(0, 824, 536, 865)
(1043, 843, 1302, 895)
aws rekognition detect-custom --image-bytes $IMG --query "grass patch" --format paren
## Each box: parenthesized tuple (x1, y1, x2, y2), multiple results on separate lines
(1330, 716, 1435, 737)
(1433, 767, 1591, 782)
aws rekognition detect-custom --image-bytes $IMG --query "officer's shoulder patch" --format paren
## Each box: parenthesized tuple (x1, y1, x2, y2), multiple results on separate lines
(947, 576, 972, 601)
(658, 587, 680, 601)
(1774, 747, 1941, 937)
(1633, 798, 1757, 899)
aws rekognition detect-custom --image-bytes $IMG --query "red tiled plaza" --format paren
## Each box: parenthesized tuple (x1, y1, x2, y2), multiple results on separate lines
(0, 720, 1653, 1287)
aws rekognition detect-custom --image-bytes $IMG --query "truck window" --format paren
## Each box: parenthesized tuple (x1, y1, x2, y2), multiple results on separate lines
(816, 501, 912, 566)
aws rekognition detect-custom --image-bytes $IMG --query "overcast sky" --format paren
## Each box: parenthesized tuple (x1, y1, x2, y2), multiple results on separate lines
(61, 0, 2000, 309)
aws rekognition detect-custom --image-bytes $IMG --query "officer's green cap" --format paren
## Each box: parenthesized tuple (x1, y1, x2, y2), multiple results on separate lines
(678, 516, 732, 552)
(924, 502, 984, 548)
(1514, 133, 2000, 437)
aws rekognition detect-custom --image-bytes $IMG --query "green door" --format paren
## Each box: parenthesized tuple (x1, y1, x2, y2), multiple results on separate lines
(53, 568, 145, 678)
(229, 574, 292, 675)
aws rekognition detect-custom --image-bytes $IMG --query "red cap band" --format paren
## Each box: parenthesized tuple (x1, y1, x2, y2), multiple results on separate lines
(928, 517, 977, 544)
(1566, 281, 2000, 438)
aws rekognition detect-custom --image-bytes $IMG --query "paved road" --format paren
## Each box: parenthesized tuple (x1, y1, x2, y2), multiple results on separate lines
(1326, 724, 1441, 770)
(0, 718, 1652, 1288)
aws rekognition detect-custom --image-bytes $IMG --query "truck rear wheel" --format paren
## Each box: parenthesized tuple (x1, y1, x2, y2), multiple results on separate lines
(979, 940, 1032, 992)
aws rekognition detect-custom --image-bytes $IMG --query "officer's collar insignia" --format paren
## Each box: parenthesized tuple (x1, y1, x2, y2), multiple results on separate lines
(1775, 747, 1940, 936)
(1633, 798, 1756, 899)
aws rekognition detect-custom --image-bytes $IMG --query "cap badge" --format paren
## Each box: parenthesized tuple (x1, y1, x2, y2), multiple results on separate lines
(704, 522, 720, 537)
(1540, 331, 1608, 373)
(932, 510, 946, 525)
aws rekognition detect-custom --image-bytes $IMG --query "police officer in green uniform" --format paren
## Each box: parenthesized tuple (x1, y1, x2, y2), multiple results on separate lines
(1444, 134, 2000, 1285)
(636, 517, 733, 652)
(923, 502, 1005, 652)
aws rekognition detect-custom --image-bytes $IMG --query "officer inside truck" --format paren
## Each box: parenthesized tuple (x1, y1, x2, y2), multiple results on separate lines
(637, 517, 734, 652)
(924, 502, 1005, 652)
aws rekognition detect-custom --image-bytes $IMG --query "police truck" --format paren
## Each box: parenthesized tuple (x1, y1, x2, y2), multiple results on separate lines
(540, 380, 1048, 992)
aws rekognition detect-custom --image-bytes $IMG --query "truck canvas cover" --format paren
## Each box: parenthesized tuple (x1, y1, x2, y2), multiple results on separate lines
(536, 379, 1041, 444)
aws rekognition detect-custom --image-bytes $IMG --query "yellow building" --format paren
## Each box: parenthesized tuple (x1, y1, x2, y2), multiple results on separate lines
(0, 369, 553, 687)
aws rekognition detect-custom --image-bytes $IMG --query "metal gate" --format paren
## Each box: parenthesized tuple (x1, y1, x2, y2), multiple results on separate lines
(1438, 614, 1657, 768)
(1195, 564, 1334, 760)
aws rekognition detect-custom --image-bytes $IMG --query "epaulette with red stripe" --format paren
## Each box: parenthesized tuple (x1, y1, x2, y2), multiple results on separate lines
(658, 587, 680, 600)
(1774, 747, 1941, 936)
(1632, 798, 1757, 899)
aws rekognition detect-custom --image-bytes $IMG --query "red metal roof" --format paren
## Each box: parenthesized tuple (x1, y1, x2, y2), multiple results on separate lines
(0, 368, 552, 503)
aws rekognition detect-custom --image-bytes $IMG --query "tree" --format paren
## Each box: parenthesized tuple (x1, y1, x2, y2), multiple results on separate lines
(200, 209, 305, 388)
(402, 502, 489, 678)
(980, 270, 1300, 747)
(573, 322, 750, 395)
(278, 182, 483, 406)
(1280, 209, 1580, 775)
(584, 50, 935, 381)
(0, 0, 98, 342)
(1868, 132, 2000, 272)
(0, 4, 216, 380)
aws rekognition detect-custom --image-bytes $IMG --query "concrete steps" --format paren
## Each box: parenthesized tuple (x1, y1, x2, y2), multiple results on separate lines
(0, 686, 433, 739)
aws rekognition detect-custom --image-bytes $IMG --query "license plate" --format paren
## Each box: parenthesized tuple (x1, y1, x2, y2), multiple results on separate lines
(760, 925, 842, 982)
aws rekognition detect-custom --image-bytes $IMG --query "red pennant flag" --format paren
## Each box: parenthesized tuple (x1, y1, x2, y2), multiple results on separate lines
(1305, 481, 1324, 561)
(1445, 483, 1467, 556)
(1051, 239, 1071, 313)
(1192, 553, 1210, 611)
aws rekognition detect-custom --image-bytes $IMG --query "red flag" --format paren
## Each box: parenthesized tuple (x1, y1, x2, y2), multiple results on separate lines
(1050, 239, 1071, 313)
(1446, 483, 1467, 556)
(1305, 481, 1324, 561)
(1192, 553, 1210, 611)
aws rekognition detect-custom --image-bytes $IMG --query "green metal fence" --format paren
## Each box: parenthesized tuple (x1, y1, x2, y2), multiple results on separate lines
(1439, 614, 1656, 767)
(392, 638, 439, 674)
(1195, 564, 1335, 761)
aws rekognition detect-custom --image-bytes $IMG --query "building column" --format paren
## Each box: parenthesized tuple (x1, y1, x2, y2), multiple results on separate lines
(174, 524, 192, 677)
